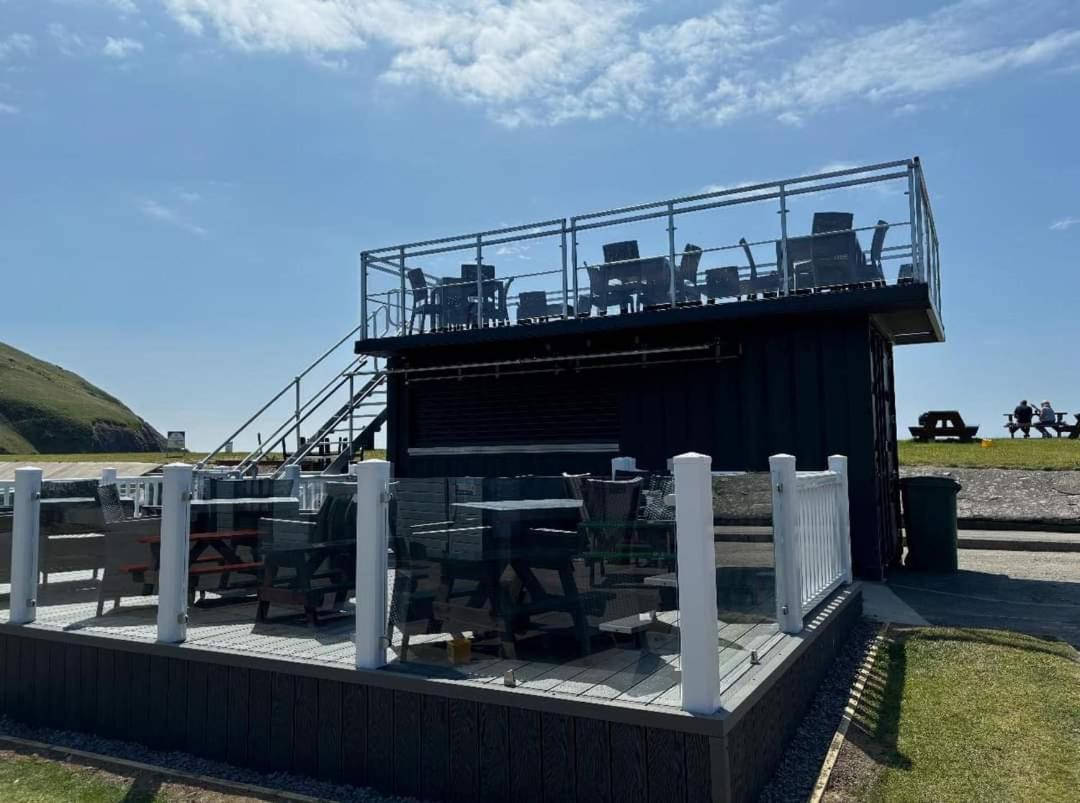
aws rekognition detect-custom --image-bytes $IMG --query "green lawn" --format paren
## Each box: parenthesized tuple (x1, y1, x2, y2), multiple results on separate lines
(0, 752, 162, 802)
(899, 438, 1080, 470)
(843, 627, 1080, 802)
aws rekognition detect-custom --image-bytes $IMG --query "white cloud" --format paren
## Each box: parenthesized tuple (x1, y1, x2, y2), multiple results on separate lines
(0, 101, 19, 115)
(0, 33, 35, 61)
(178, 190, 201, 203)
(139, 199, 208, 236)
(134, 1, 1080, 127)
(103, 36, 143, 58)
(48, 23, 86, 57)
(1050, 216, 1080, 231)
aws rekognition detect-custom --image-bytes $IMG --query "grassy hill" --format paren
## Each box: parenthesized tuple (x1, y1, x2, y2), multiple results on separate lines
(0, 342, 165, 454)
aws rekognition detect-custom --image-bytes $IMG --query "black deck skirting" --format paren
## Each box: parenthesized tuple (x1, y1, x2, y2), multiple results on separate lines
(0, 587, 859, 803)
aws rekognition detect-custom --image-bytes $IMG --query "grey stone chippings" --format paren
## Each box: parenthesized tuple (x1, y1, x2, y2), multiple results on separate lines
(756, 619, 880, 803)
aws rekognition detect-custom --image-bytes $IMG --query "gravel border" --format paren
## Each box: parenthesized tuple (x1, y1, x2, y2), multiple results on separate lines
(756, 619, 881, 803)
(0, 715, 422, 803)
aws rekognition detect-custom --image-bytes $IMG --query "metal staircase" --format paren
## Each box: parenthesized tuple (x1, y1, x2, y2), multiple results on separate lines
(197, 312, 396, 477)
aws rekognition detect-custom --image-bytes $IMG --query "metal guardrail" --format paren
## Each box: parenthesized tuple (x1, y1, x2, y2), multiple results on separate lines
(198, 309, 398, 474)
(360, 157, 940, 339)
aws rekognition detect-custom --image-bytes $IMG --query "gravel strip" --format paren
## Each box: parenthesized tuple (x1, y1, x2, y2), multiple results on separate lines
(0, 715, 423, 803)
(757, 619, 881, 803)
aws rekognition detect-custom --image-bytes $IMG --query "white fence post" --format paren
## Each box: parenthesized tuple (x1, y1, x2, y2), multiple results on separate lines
(611, 456, 637, 479)
(674, 452, 720, 714)
(10, 467, 43, 625)
(355, 459, 391, 669)
(101, 467, 117, 487)
(770, 454, 803, 634)
(829, 455, 852, 584)
(157, 463, 192, 644)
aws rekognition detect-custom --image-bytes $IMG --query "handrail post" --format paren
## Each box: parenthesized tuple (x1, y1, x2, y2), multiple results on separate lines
(907, 162, 919, 282)
(10, 467, 42, 624)
(778, 184, 790, 295)
(355, 459, 391, 669)
(475, 234, 484, 328)
(157, 463, 192, 644)
(294, 377, 302, 454)
(560, 219, 569, 318)
(360, 252, 369, 339)
(282, 463, 301, 502)
(570, 217, 580, 316)
(667, 202, 677, 307)
(348, 372, 355, 449)
(674, 451, 720, 714)
(101, 467, 117, 486)
(770, 454, 802, 634)
(828, 455, 852, 583)
(399, 246, 407, 336)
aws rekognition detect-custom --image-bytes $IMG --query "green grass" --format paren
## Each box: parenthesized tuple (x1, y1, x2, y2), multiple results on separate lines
(0, 342, 163, 455)
(899, 438, 1080, 470)
(850, 627, 1080, 802)
(0, 752, 163, 802)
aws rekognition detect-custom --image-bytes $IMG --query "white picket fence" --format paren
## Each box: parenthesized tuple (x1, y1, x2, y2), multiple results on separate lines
(770, 454, 852, 634)
(298, 473, 329, 511)
(0, 472, 163, 513)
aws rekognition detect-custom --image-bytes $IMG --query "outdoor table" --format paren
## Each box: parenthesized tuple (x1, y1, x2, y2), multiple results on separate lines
(601, 257, 672, 307)
(137, 528, 264, 598)
(445, 498, 589, 656)
(257, 539, 356, 625)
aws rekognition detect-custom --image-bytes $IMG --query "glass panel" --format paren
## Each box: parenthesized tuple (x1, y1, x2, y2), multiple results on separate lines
(712, 471, 778, 687)
(388, 473, 679, 700)
(35, 477, 162, 632)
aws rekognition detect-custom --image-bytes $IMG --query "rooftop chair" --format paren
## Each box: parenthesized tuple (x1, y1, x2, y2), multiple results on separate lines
(460, 263, 512, 325)
(865, 220, 889, 282)
(516, 290, 552, 322)
(675, 243, 704, 303)
(705, 266, 742, 301)
(585, 264, 635, 315)
(809, 211, 858, 288)
(812, 212, 854, 234)
(407, 267, 443, 333)
(602, 241, 640, 263)
(897, 263, 915, 284)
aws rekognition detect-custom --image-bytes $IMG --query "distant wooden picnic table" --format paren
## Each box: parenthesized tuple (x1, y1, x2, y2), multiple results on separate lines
(909, 410, 979, 442)
(1003, 411, 1079, 439)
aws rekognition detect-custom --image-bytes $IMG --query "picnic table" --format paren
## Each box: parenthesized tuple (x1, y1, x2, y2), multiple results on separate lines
(136, 528, 264, 597)
(1003, 411, 1077, 438)
(257, 539, 356, 625)
(433, 498, 596, 658)
(909, 410, 979, 442)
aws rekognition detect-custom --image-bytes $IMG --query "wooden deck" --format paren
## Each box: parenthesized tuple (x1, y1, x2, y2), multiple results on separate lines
(3, 569, 784, 711)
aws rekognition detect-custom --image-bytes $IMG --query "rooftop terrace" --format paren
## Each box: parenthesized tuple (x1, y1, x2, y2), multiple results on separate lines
(359, 157, 942, 350)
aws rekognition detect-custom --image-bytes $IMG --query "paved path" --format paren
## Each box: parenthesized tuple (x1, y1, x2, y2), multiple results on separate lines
(867, 548, 1080, 646)
(958, 529, 1080, 551)
(0, 462, 158, 482)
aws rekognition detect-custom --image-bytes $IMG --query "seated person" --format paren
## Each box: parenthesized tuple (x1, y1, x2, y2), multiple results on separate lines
(1013, 400, 1034, 437)
(1037, 400, 1057, 437)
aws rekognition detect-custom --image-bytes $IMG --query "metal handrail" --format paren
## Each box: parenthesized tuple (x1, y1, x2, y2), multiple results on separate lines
(275, 372, 388, 472)
(201, 309, 398, 472)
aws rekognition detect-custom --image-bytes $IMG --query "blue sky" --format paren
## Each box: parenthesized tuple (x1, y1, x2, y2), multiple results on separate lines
(2, 0, 1079, 451)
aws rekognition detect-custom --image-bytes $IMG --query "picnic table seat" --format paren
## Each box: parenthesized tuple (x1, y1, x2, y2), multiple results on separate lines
(256, 481, 356, 625)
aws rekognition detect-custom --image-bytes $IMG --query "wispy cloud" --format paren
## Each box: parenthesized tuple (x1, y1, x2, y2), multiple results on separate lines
(48, 23, 86, 57)
(116, 0, 1080, 127)
(0, 102, 19, 116)
(1050, 216, 1080, 231)
(103, 36, 143, 59)
(138, 199, 208, 236)
(0, 33, 35, 61)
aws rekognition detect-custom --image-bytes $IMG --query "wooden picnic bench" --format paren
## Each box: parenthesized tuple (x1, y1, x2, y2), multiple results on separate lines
(1003, 411, 1077, 438)
(909, 410, 979, 442)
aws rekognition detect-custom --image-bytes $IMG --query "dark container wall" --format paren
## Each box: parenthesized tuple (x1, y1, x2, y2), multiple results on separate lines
(385, 314, 897, 578)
